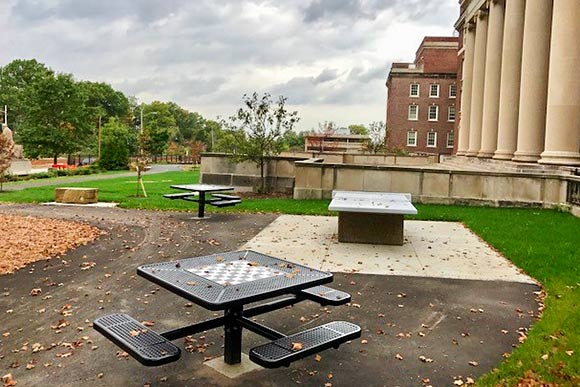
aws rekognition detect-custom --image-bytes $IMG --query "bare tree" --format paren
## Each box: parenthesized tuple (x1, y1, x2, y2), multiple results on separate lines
(364, 121, 387, 154)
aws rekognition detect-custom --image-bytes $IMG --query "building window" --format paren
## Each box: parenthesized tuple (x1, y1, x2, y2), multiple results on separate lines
(407, 131, 417, 147)
(428, 105, 438, 121)
(448, 106, 456, 121)
(447, 132, 454, 148)
(409, 83, 420, 97)
(408, 105, 418, 121)
(429, 84, 440, 98)
(427, 131, 437, 147)
(449, 84, 457, 98)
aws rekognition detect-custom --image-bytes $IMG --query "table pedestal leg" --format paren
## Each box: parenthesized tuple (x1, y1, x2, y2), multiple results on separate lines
(224, 307, 242, 364)
(198, 192, 206, 218)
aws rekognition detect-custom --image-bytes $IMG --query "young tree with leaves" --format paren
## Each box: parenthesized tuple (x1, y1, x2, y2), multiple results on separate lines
(224, 92, 299, 192)
(0, 125, 15, 191)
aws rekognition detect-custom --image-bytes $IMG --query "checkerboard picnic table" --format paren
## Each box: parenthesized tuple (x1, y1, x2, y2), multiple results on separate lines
(94, 250, 360, 368)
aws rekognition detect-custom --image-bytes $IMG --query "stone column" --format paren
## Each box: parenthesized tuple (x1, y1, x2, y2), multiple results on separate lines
(539, 0, 580, 166)
(457, 24, 476, 156)
(466, 10, 488, 157)
(478, 0, 505, 158)
(494, 0, 525, 160)
(512, 0, 553, 163)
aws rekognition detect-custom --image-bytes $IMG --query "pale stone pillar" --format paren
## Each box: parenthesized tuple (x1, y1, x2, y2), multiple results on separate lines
(478, 0, 505, 158)
(457, 24, 476, 156)
(513, 0, 553, 163)
(539, 0, 580, 166)
(466, 10, 488, 157)
(494, 0, 525, 160)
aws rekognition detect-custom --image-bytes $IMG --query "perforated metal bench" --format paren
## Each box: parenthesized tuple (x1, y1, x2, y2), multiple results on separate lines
(249, 321, 361, 368)
(93, 313, 181, 366)
(163, 192, 199, 200)
(298, 285, 351, 306)
(210, 199, 242, 208)
(211, 193, 241, 200)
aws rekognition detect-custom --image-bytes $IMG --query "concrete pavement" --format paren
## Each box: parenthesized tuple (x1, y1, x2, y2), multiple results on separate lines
(0, 205, 540, 386)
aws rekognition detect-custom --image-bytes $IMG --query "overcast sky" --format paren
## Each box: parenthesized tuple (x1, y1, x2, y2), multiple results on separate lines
(0, 0, 458, 132)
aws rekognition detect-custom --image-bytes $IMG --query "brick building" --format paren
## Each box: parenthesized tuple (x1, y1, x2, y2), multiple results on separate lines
(386, 37, 459, 154)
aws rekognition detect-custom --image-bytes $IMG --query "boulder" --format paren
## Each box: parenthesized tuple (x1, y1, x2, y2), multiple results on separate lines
(55, 187, 98, 204)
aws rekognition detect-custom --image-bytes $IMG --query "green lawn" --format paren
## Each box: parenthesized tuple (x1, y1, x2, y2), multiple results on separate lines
(0, 170, 579, 386)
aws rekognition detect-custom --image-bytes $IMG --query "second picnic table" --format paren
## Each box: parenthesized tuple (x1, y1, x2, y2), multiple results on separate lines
(164, 184, 241, 218)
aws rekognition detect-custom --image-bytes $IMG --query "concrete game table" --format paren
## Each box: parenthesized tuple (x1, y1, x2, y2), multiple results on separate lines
(328, 191, 418, 245)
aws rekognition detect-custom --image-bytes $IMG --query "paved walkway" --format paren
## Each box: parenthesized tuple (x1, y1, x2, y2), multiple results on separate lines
(0, 205, 540, 387)
(3, 164, 183, 191)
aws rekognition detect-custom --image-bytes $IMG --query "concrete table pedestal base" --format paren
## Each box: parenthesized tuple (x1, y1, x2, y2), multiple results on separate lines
(338, 212, 404, 245)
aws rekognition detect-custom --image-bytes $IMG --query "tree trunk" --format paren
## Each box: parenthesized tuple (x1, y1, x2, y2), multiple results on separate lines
(53, 155, 58, 164)
(260, 159, 265, 193)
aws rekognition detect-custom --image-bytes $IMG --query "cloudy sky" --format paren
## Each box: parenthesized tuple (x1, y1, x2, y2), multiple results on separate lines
(0, 0, 458, 132)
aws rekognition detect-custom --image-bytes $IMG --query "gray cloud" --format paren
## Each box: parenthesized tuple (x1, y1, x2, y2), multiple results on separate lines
(1, 0, 458, 130)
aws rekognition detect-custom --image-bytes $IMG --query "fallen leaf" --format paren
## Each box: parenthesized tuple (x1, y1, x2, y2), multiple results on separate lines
(1, 373, 16, 387)
(291, 342, 303, 351)
(30, 288, 42, 296)
(314, 354, 321, 362)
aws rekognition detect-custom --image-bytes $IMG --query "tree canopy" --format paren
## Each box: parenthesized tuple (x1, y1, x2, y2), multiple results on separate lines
(223, 92, 299, 191)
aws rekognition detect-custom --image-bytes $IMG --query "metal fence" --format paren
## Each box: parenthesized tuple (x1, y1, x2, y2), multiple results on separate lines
(150, 154, 198, 164)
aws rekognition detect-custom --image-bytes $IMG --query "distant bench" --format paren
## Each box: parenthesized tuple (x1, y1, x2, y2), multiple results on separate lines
(328, 191, 417, 245)
(163, 184, 242, 218)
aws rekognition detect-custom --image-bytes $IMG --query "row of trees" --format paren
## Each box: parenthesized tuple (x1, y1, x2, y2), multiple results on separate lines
(0, 59, 235, 167)
(0, 59, 384, 180)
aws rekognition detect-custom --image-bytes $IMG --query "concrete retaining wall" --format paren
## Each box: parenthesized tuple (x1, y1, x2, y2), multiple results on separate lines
(279, 152, 439, 165)
(201, 153, 306, 192)
(293, 160, 570, 208)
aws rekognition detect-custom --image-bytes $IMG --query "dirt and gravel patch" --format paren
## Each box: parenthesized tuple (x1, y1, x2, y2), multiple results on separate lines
(0, 214, 104, 275)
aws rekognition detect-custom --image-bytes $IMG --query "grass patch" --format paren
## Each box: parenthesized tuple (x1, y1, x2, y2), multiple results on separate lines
(0, 170, 579, 385)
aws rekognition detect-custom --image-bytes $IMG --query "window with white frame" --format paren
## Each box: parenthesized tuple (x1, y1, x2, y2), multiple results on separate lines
(427, 131, 437, 147)
(429, 84, 440, 98)
(428, 105, 439, 121)
(448, 105, 456, 121)
(449, 84, 457, 98)
(407, 131, 417, 147)
(447, 132, 454, 148)
(409, 83, 420, 97)
(408, 105, 418, 121)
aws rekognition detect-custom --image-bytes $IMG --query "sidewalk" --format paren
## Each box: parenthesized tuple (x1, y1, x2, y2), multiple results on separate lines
(3, 164, 183, 191)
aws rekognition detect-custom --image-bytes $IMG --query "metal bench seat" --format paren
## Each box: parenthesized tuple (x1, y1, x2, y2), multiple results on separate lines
(211, 193, 241, 200)
(93, 313, 181, 366)
(298, 285, 351, 306)
(249, 321, 361, 368)
(210, 199, 242, 207)
(163, 192, 198, 199)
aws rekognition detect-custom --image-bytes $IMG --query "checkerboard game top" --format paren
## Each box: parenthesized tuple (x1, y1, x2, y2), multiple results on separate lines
(137, 250, 333, 310)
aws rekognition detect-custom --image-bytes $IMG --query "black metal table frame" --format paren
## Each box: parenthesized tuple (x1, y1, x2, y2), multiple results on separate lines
(136, 250, 336, 365)
(148, 288, 316, 364)
(169, 184, 234, 218)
